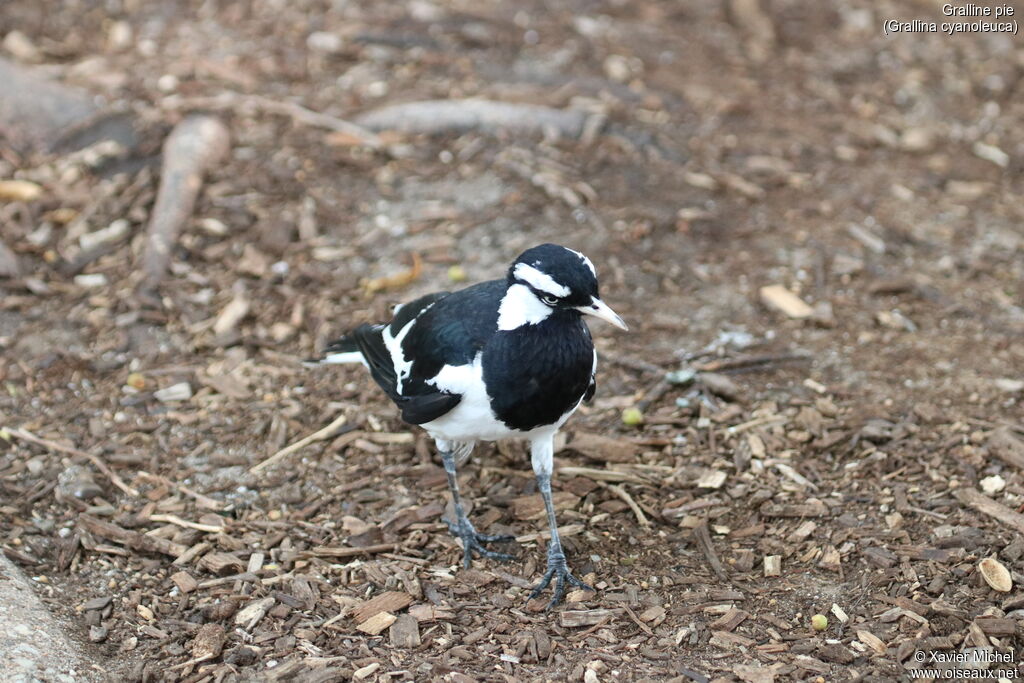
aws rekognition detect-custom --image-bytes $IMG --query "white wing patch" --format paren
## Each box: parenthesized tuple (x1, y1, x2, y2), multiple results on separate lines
(497, 283, 552, 331)
(513, 263, 570, 298)
(383, 319, 417, 395)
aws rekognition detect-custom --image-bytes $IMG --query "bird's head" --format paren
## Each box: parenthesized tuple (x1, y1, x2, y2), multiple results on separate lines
(507, 244, 628, 330)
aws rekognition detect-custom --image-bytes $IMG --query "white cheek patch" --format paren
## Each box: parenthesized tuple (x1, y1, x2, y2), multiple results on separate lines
(513, 263, 570, 298)
(567, 248, 596, 277)
(497, 283, 552, 330)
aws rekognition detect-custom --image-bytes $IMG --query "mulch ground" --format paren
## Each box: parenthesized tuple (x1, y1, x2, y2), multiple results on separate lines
(1, 0, 1023, 681)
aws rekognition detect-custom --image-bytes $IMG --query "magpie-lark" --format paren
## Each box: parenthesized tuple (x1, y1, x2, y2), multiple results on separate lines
(309, 244, 627, 607)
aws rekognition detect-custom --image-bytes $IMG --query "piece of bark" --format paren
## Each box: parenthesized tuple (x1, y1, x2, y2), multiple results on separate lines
(559, 609, 624, 628)
(197, 552, 245, 576)
(0, 238, 21, 278)
(511, 491, 579, 521)
(693, 522, 730, 583)
(356, 612, 396, 635)
(78, 514, 187, 557)
(355, 99, 591, 138)
(234, 597, 275, 630)
(974, 618, 1017, 637)
(0, 57, 137, 154)
(389, 614, 421, 649)
(191, 623, 226, 660)
(759, 285, 813, 319)
(352, 591, 414, 624)
(988, 428, 1024, 470)
(759, 501, 828, 518)
(170, 571, 198, 594)
(564, 432, 635, 463)
(709, 608, 749, 632)
(138, 115, 229, 298)
(954, 488, 1024, 535)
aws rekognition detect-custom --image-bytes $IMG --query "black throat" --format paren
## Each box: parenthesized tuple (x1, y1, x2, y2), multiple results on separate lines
(481, 310, 594, 432)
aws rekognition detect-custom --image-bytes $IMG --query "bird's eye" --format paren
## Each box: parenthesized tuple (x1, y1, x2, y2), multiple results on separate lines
(541, 294, 559, 306)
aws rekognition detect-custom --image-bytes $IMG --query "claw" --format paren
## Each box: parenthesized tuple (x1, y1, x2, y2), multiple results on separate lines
(528, 551, 594, 610)
(444, 517, 516, 568)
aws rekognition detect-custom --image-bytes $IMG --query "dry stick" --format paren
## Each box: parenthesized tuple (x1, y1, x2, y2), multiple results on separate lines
(622, 604, 655, 636)
(954, 488, 1024, 535)
(600, 482, 650, 528)
(163, 92, 382, 149)
(692, 521, 730, 584)
(136, 471, 226, 511)
(79, 514, 187, 556)
(138, 115, 230, 299)
(601, 352, 666, 376)
(3, 427, 138, 497)
(355, 99, 592, 138)
(250, 413, 349, 474)
(693, 351, 813, 373)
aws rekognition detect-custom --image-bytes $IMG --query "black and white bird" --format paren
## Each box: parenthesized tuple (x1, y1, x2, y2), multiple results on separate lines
(309, 244, 627, 607)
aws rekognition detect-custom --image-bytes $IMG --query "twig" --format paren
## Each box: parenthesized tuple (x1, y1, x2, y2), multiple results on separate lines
(601, 482, 650, 528)
(78, 514, 186, 556)
(636, 378, 671, 412)
(163, 92, 382, 149)
(557, 466, 649, 485)
(355, 98, 592, 138)
(953, 488, 1024, 535)
(622, 604, 655, 636)
(301, 543, 395, 559)
(601, 352, 666, 376)
(249, 413, 348, 474)
(136, 471, 226, 511)
(692, 521, 730, 584)
(514, 523, 585, 544)
(3, 426, 138, 497)
(693, 352, 812, 373)
(138, 115, 230, 298)
(148, 514, 224, 533)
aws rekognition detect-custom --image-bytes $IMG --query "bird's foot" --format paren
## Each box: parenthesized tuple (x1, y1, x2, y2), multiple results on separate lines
(444, 516, 515, 568)
(528, 549, 594, 610)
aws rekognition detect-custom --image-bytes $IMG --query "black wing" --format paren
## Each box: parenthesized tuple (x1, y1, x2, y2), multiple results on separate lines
(328, 291, 465, 425)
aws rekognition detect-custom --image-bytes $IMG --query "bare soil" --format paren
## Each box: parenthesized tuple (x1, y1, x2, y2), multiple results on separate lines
(1, 1, 1023, 681)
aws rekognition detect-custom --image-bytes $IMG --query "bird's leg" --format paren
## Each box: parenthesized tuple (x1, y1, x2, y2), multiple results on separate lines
(527, 436, 593, 609)
(439, 441, 515, 568)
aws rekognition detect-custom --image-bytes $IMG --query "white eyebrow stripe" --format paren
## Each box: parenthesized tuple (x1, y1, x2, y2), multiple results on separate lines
(567, 248, 596, 276)
(513, 263, 570, 298)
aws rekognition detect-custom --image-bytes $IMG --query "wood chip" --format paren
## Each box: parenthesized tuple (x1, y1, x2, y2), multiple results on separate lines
(709, 608, 749, 632)
(353, 662, 381, 680)
(389, 614, 420, 648)
(759, 501, 828, 518)
(564, 432, 635, 463)
(198, 552, 245, 576)
(356, 611, 396, 635)
(974, 617, 1017, 636)
(234, 597, 275, 630)
(954, 488, 1024, 535)
(988, 428, 1024, 470)
(560, 608, 624, 628)
(408, 604, 455, 622)
(759, 285, 813, 319)
(170, 571, 198, 594)
(191, 623, 226, 660)
(78, 515, 186, 557)
(856, 630, 887, 656)
(352, 591, 414, 624)
(510, 491, 579, 521)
